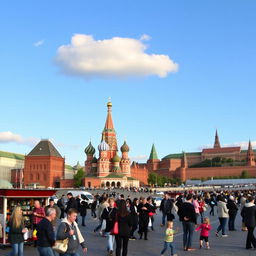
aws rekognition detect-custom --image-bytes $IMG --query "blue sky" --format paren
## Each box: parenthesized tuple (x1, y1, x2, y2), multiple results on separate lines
(1, 1, 256, 165)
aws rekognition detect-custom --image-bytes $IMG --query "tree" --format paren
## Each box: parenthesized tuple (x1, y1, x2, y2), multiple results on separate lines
(74, 168, 85, 187)
(240, 170, 250, 179)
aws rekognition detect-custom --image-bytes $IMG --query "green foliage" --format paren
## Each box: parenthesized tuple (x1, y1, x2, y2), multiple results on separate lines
(240, 170, 250, 178)
(147, 172, 181, 187)
(73, 168, 85, 187)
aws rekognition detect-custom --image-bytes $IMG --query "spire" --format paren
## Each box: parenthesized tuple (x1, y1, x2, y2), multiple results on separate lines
(247, 140, 255, 166)
(104, 99, 114, 131)
(101, 99, 118, 158)
(214, 129, 221, 148)
(181, 152, 188, 168)
(149, 144, 158, 160)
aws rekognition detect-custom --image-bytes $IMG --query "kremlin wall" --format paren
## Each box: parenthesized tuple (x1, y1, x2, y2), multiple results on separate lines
(1, 101, 256, 188)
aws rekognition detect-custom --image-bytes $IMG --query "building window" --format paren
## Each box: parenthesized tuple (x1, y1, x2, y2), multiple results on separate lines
(40, 164, 42, 170)
(37, 173, 40, 180)
(30, 174, 33, 180)
(44, 164, 46, 169)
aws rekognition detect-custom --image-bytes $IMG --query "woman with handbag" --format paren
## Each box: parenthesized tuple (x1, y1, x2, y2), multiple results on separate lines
(56, 208, 87, 256)
(114, 200, 132, 256)
(147, 197, 156, 231)
(8, 206, 28, 256)
(101, 198, 117, 256)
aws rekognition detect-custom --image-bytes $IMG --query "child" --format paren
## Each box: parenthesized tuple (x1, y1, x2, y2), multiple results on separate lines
(160, 221, 178, 256)
(195, 217, 211, 249)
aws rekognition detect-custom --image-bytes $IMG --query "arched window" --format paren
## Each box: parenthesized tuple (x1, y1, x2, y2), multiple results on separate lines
(37, 173, 40, 180)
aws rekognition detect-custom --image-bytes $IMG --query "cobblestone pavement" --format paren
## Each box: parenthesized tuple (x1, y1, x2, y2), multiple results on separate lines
(2, 207, 256, 256)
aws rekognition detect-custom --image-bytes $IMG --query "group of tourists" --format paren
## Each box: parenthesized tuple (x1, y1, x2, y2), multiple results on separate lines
(6, 189, 256, 256)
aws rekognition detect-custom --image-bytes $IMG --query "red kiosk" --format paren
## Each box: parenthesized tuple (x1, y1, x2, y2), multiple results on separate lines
(0, 189, 57, 245)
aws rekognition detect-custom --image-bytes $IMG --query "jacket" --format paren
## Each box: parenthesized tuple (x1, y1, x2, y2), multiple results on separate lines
(97, 201, 109, 219)
(226, 200, 238, 216)
(241, 203, 256, 227)
(57, 217, 86, 253)
(101, 207, 117, 232)
(117, 214, 132, 237)
(178, 201, 197, 224)
(217, 201, 229, 218)
(160, 199, 173, 214)
(37, 218, 55, 247)
(66, 197, 78, 213)
(8, 221, 24, 244)
(195, 223, 211, 237)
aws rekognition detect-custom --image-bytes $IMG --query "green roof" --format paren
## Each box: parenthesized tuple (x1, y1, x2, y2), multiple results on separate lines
(149, 144, 158, 160)
(0, 151, 24, 160)
(162, 152, 201, 160)
(105, 173, 125, 178)
(127, 177, 137, 180)
(241, 149, 256, 153)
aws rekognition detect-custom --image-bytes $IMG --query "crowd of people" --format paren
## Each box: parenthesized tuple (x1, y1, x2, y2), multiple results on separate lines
(6, 189, 256, 256)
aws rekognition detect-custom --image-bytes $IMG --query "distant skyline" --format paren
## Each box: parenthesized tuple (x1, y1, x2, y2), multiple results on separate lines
(1, 1, 256, 165)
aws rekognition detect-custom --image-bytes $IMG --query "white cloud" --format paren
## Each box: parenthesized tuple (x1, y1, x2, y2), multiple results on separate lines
(140, 34, 151, 41)
(130, 155, 148, 163)
(0, 131, 39, 146)
(55, 34, 178, 79)
(34, 40, 45, 47)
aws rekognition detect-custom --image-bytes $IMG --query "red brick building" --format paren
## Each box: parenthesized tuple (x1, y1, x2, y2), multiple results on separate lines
(23, 140, 65, 188)
(148, 131, 256, 182)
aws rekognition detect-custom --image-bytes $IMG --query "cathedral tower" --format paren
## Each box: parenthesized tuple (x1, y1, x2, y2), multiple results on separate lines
(120, 141, 131, 176)
(214, 129, 221, 149)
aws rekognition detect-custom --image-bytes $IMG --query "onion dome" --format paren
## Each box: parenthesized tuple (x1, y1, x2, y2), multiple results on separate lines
(121, 141, 130, 152)
(91, 156, 98, 163)
(112, 154, 121, 162)
(98, 140, 110, 151)
(84, 142, 95, 155)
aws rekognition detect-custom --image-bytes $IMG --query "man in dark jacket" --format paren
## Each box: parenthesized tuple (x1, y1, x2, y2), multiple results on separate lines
(66, 192, 78, 213)
(178, 193, 197, 251)
(36, 208, 56, 256)
(227, 195, 238, 231)
(159, 193, 173, 226)
(241, 196, 256, 249)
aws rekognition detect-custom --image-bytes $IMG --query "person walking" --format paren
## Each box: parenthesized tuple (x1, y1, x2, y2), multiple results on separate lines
(101, 198, 117, 256)
(160, 193, 173, 227)
(160, 221, 178, 256)
(138, 197, 150, 240)
(215, 195, 229, 237)
(66, 193, 78, 213)
(80, 201, 88, 227)
(94, 197, 109, 234)
(57, 195, 66, 219)
(36, 208, 56, 256)
(91, 196, 98, 219)
(178, 193, 197, 251)
(8, 206, 28, 256)
(129, 198, 139, 240)
(195, 217, 212, 249)
(227, 195, 238, 231)
(115, 200, 132, 256)
(209, 195, 216, 216)
(241, 196, 256, 249)
(57, 208, 87, 256)
(45, 199, 61, 235)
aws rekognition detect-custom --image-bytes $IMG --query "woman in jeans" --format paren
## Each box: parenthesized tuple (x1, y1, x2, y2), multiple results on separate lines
(215, 195, 229, 237)
(8, 206, 28, 256)
(101, 198, 117, 256)
(115, 200, 132, 256)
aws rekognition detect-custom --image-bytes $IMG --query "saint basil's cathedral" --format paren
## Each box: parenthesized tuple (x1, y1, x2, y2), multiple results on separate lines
(83, 101, 140, 188)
